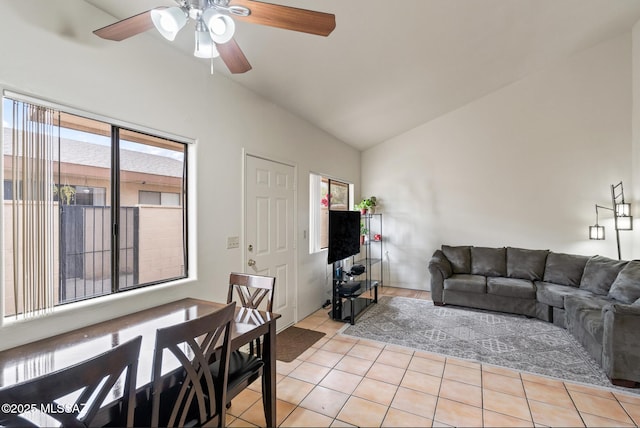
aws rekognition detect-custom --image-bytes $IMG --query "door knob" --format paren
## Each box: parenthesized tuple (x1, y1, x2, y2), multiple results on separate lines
(248, 259, 256, 267)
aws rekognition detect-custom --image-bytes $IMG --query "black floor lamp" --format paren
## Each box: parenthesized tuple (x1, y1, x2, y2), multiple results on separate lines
(589, 181, 633, 260)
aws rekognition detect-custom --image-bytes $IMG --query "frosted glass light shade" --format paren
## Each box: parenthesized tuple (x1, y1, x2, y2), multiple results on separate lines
(616, 215, 633, 231)
(202, 10, 235, 44)
(194, 29, 219, 58)
(589, 225, 605, 240)
(151, 7, 188, 41)
(616, 202, 631, 217)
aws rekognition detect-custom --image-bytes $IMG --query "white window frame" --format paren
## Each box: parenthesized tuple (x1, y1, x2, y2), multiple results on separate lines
(309, 172, 354, 254)
(1, 89, 196, 321)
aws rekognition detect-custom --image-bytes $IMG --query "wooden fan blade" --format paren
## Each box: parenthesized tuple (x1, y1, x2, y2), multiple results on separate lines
(229, 0, 336, 36)
(94, 8, 164, 41)
(217, 39, 252, 74)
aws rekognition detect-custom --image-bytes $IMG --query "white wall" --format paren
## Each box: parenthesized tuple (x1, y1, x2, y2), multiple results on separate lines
(632, 21, 640, 260)
(0, 1, 359, 350)
(362, 34, 633, 290)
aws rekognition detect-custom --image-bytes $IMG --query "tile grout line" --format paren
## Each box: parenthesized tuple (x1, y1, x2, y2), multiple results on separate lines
(479, 363, 485, 427)
(519, 371, 537, 427)
(374, 344, 409, 428)
(304, 334, 357, 426)
(612, 391, 639, 427)
(432, 357, 447, 427)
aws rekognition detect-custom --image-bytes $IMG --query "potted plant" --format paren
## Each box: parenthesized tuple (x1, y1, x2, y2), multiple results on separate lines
(54, 184, 76, 205)
(365, 196, 377, 214)
(355, 196, 378, 215)
(355, 200, 368, 215)
(360, 221, 368, 245)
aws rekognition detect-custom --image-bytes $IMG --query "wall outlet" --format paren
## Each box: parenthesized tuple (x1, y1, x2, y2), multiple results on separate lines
(227, 236, 240, 249)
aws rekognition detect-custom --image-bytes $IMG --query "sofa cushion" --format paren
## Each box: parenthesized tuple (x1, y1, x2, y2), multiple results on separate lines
(608, 260, 640, 304)
(506, 247, 548, 281)
(564, 295, 608, 357)
(471, 247, 506, 277)
(569, 306, 605, 359)
(542, 252, 589, 287)
(565, 294, 615, 312)
(443, 274, 486, 294)
(536, 282, 593, 308)
(442, 245, 471, 274)
(487, 277, 535, 299)
(579, 255, 627, 296)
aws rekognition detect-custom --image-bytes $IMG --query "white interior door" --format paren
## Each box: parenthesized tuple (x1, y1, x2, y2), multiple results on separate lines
(245, 154, 296, 329)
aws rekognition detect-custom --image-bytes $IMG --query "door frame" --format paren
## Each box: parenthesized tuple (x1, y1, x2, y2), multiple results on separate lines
(242, 149, 298, 328)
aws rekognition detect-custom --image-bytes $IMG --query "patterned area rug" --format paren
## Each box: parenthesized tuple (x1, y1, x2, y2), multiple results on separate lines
(342, 296, 635, 393)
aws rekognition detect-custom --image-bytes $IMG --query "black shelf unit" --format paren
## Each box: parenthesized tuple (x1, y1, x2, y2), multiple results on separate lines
(330, 213, 383, 324)
(357, 213, 383, 291)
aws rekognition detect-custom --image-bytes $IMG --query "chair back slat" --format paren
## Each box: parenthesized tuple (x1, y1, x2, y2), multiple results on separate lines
(228, 273, 275, 312)
(150, 302, 235, 428)
(0, 335, 142, 428)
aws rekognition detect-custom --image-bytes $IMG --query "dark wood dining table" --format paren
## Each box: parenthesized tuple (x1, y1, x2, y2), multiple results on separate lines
(0, 298, 280, 427)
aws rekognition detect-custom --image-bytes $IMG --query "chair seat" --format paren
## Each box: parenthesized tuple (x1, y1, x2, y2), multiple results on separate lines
(210, 350, 264, 390)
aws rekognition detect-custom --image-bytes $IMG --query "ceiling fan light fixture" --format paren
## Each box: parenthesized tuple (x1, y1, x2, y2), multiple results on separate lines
(202, 10, 235, 44)
(151, 7, 188, 41)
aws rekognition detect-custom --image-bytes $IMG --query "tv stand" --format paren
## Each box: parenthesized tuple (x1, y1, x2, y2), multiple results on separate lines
(330, 261, 378, 325)
(329, 213, 383, 325)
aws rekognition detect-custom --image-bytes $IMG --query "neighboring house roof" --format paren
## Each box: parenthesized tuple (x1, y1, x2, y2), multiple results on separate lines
(3, 129, 183, 178)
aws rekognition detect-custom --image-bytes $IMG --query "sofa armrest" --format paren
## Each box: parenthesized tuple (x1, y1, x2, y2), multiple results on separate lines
(601, 303, 640, 383)
(428, 250, 452, 304)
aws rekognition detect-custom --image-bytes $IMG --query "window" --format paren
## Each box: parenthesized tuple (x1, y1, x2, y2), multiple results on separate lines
(309, 173, 353, 254)
(139, 190, 181, 206)
(3, 94, 189, 317)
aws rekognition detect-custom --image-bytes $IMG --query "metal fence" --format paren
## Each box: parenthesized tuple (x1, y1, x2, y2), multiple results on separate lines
(59, 206, 138, 303)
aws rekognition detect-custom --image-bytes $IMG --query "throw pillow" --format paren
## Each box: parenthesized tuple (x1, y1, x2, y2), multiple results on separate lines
(608, 260, 640, 304)
(506, 247, 549, 281)
(441, 245, 471, 274)
(542, 252, 589, 287)
(580, 255, 627, 295)
(471, 247, 506, 277)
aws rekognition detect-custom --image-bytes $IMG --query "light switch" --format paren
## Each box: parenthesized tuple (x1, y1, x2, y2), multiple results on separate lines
(227, 236, 240, 249)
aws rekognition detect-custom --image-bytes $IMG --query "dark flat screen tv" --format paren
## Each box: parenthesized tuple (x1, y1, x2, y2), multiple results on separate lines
(328, 210, 361, 264)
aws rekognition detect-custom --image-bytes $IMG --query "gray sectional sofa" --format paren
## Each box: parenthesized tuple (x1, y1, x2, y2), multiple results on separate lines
(428, 245, 640, 387)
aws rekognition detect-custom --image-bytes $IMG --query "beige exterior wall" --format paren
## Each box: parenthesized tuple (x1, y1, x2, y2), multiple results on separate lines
(137, 205, 184, 284)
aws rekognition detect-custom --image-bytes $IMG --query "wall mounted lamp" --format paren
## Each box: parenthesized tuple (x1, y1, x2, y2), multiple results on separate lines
(589, 181, 633, 260)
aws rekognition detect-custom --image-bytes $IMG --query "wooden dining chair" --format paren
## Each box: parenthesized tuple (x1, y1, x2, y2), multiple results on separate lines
(0, 335, 142, 428)
(220, 273, 275, 411)
(227, 272, 275, 357)
(144, 302, 235, 428)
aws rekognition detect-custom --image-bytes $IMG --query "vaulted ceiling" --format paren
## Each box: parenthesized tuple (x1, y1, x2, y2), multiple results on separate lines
(86, 0, 640, 150)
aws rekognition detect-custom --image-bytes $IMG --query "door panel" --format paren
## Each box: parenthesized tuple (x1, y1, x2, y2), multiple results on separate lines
(245, 155, 296, 328)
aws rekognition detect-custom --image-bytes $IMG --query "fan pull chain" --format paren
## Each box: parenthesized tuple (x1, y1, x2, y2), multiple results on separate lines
(211, 57, 214, 75)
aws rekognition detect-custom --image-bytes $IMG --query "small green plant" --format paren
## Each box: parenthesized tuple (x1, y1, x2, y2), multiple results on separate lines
(54, 184, 76, 205)
(360, 221, 368, 236)
(365, 196, 377, 208)
(355, 196, 378, 213)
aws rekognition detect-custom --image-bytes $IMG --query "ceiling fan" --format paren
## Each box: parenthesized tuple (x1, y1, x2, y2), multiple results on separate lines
(93, 0, 336, 74)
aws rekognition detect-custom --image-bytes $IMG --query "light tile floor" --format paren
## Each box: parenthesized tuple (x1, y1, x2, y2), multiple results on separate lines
(226, 287, 640, 427)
